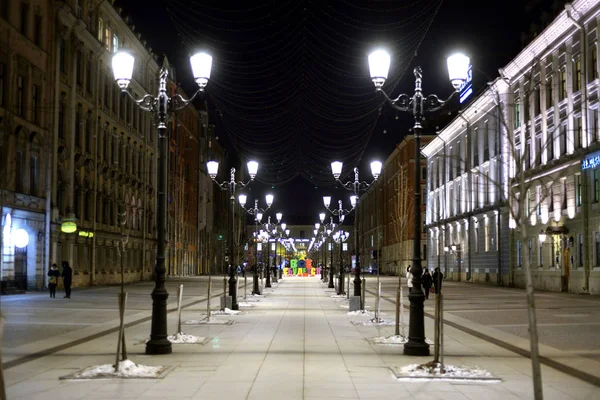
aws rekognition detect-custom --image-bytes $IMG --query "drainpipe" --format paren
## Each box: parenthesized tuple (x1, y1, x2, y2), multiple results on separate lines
(566, 4, 591, 293)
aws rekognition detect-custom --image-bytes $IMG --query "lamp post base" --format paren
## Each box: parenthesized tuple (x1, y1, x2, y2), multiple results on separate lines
(229, 275, 239, 310)
(403, 340, 430, 356)
(145, 338, 173, 355)
(353, 274, 361, 296)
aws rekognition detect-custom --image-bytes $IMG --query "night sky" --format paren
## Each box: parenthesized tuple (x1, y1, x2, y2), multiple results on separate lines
(116, 0, 562, 225)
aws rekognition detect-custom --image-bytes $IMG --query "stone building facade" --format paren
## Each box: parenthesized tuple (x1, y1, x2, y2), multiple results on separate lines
(424, 0, 600, 294)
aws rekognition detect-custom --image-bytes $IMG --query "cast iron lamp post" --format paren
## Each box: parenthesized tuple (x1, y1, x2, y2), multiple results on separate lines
(333, 229, 350, 293)
(207, 160, 259, 310)
(323, 198, 354, 295)
(112, 50, 212, 355)
(269, 218, 286, 284)
(262, 214, 282, 287)
(238, 194, 274, 295)
(330, 161, 382, 297)
(319, 213, 337, 288)
(368, 49, 470, 356)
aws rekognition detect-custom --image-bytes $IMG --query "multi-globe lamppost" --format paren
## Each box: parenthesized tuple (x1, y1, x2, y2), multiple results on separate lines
(268, 218, 287, 284)
(323, 198, 353, 295)
(238, 194, 273, 295)
(318, 212, 335, 285)
(207, 160, 260, 310)
(111, 50, 212, 355)
(330, 161, 382, 297)
(367, 49, 470, 356)
(260, 214, 283, 288)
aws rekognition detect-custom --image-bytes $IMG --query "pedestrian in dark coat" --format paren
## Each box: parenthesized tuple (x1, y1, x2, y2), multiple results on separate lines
(61, 261, 72, 298)
(422, 269, 433, 299)
(432, 267, 444, 294)
(48, 263, 59, 298)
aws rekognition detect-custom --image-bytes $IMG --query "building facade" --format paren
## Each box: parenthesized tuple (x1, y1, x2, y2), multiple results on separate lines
(1, 0, 216, 292)
(424, 0, 600, 294)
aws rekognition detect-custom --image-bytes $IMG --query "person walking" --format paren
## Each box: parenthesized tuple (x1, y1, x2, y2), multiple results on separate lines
(422, 269, 433, 299)
(432, 267, 444, 294)
(48, 264, 59, 298)
(406, 266, 413, 291)
(61, 261, 72, 298)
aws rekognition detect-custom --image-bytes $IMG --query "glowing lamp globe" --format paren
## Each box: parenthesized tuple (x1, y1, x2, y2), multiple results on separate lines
(323, 196, 331, 208)
(112, 51, 135, 89)
(331, 161, 343, 179)
(368, 49, 390, 89)
(370, 160, 382, 179)
(265, 193, 274, 206)
(350, 195, 358, 207)
(206, 161, 219, 179)
(447, 53, 470, 90)
(238, 194, 247, 206)
(13, 228, 30, 248)
(189, 52, 212, 88)
(247, 161, 259, 179)
(61, 221, 77, 234)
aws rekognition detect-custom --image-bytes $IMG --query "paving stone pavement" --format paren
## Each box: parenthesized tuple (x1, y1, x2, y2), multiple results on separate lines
(3, 277, 598, 399)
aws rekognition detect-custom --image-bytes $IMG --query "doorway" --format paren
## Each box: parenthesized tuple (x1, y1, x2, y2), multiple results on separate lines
(14, 246, 28, 291)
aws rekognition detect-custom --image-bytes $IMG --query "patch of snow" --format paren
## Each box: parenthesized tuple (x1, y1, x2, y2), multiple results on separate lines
(211, 308, 241, 315)
(371, 335, 407, 344)
(339, 304, 349, 308)
(330, 294, 347, 299)
(184, 318, 233, 325)
(351, 317, 394, 326)
(167, 333, 207, 344)
(398, 363, 498, 380)
(237, 302, 255, 307)
(347, 310, 382, 316)
(67, 360, 165, 379)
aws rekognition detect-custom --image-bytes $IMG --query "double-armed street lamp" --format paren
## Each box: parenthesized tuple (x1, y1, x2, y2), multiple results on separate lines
(269, 218, 286, 284)
(330, 161, 382, 297)
(318, 212, 335, 285)
(323, 198, 354, 295)
(333, 229, 350, 294)
(238, 194, 274, 295)
(368, 49, 470, 356)
(207, 160, 259, 310)
(260, 214, 283, 288)
(112, 49, 212, 355)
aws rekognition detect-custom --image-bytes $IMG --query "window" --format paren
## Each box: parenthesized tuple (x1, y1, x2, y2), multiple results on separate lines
(591, 46, 598, 80)
(577, 118, 583, 148)
(33, 14, 41, 46)
(483, 122, 489, 162)
(578, 233, 583, 268)
(560, 69, 567, 100)
(517, 240, 522, 267)
(485, 222, 489, 252)
(524, 94, 530, 122)
(16, 75, 25, 117)
(514, 101, 521, 128)
(561, 124, 567, 155)
(546, 76, 553, 107)
(549, 186, 554, 212)
(75, 108, 82, 148)
(85, 116, 92, 153)
(475, 226, 479, 252)
(473, 175, 479, 208)
(112, 32, 119, 53)
(0, 62, 5, 106)
(97, 17, 104, 42)
(58, 92, 66, 139)
(299, 230, 305, 238)
(537, 186, 542, 215)
(19, 2, 29, 35)
(104, 23, 111, 51)
(15, 150, 24, 193)
(0, 0, 8, 19)
(562, 179, 568, 210)
(594, 169, 599, 203)
(76, 51, 83, 86)
(103, 74, 109, 107)
(596, 232, 600, 266)
(534, 86, 541, 115)
(574, 58, 582, 91)
(59, 38, 66, 73)
(86, 57, 92, 93)
(32, 84, 40, 125)
(536, 136, 542, 165)
(592, 109, 599, 143)
(472, 128, 479, 165)
(29, 155, 38, 196)
(576, 174, 582, 207)
(539, 241, 544, 266)
(548, 131, 554, 160)
(422, 166, 426, 180)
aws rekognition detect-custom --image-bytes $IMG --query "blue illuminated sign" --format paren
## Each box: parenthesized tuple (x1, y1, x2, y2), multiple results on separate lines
(459, 65, 473, 104)
(582, 151, 600, 170)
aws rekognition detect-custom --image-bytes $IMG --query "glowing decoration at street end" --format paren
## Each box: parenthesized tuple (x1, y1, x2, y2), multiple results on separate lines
(13, 229, 29, 248)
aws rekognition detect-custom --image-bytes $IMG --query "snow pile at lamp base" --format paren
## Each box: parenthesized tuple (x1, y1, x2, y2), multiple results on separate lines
(392, 362, 501, 383)
(347, 309, 378, 316)
(351, 317, 394, 326)
(369, 335, 407, 345)
(211, 308, 243, 315)
(184, 318, 235, 325)
(60, 360, 171, 380)
(167, 333, 209, 344)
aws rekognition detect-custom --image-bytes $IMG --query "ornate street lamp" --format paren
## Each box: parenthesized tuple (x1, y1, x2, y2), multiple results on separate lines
(112, 49, 212, 355)
(207, 160, 259, 310)
(330, 161, 381, 298)
(323, 198, 353, 295)
(239, 194, 273, 294)
(368, 48, 469, 356)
